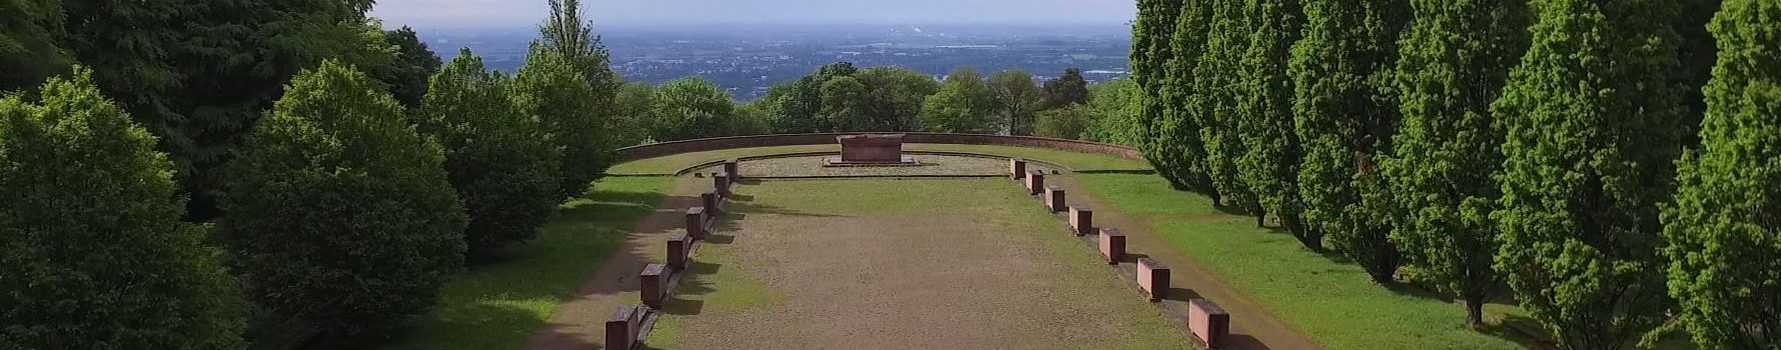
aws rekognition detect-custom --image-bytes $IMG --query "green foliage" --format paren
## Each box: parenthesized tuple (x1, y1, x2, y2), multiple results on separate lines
(379, 26, 444, 110)
(1289, 0, 1409, 281)
(1143, 0, 1215, 194)
(512, 48, 611, 199)
(827, 67, 939, 132)
(1675, 0, 1722, 148)
(922, 67, 997, 133)
(1083, 78, 1142, 146)
(418, 50, 562, 260)
(1035, 105, 1094, 140)
(1041, 68, 1091, 110)
(729, 101, 773, 136)
(652, 77, 737, 140)
(0, 0, 68, 92)
(989, 69, 1044, 135)
(219, 61, 466, 339)
(613, 82, 657, 145)
(1382, 0, 1530, 328)
(1491, 0, 1685, 347)
(767, 62, 856, 133)
(1189, 0, 1258, 213)
(1235, 0, 1311, 246)
(0, 69, 243, 350)
(1662, 1, 1781, 348)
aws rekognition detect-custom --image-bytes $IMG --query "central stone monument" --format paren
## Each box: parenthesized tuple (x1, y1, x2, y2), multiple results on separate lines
(825, 134, 920, 167)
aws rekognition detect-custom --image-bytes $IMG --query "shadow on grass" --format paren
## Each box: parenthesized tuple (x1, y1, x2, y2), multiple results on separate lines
(723, 201, 847, 218)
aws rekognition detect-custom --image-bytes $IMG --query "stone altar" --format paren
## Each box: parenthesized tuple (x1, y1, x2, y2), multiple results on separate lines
(825, 134, 920, 167)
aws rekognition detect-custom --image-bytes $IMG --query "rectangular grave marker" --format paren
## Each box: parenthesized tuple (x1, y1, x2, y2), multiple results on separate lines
(1069, 206, 1094, 236)
(1138, 258, 1170, 301)
(702, 191, 722, 214)
(1027, 170, 1046, 195)
(1010, 158, 1027, 180)
(605, 305, 641, 350)
(685, 207, 707, 240)
(713, 174, 732, 196)
(1099, 228, 1126, 264)
(667, 234, 691, 271)
(723, 159, 739, 178)
(640, 264, 667, 309)
(1189, 299, 1231, 349)
(1046, 186, 1066, 213)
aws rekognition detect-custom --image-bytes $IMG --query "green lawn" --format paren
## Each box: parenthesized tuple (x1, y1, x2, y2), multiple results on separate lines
(382, 176, 673, 350)
(608, 143, 1151, 175)
(1074, 173, 1530, 350)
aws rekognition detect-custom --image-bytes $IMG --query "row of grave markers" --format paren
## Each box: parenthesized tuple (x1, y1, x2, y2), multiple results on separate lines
(1011, 158, 1234, 349)
(606, 160, 740, 350)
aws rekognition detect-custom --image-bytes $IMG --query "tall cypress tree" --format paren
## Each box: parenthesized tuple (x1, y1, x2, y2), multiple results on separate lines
(1492, 0, 1685, 347)
(1662, 0, 1781, 348)
(1290, 0, 1409, 280)
(1131, 0, 1193, 189)
(1152, 0, 1219, 198)
(1235, 0, 1310, 246)
(1191, 0, 1259, 218)
(1383, 0, 1530, 328)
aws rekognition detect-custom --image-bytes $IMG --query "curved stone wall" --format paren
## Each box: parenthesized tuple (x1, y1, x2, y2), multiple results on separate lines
(615, 133, 1142, 162)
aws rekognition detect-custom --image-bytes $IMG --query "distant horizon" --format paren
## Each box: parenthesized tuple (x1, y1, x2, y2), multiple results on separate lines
(370, 0, 1136, 30)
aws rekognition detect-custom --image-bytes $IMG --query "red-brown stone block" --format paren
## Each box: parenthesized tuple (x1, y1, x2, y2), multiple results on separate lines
(640, 264, 668, 309)
(606, 305, 641, 350)
(685, 207, 707, 240)
(668, 234, 692, 271)
(1189, 299, 1231, 349)
(1010, 158, 1027, 180)
(1027, 170, 1046, 195)
(1138, 258, 1170, 301)
(702, 191, 722, 214)
(713, 174, 732, 196)
(1045, 186, 1066, 213)
(836, 134, 906, 163)
(1069, 206, 1094, 236)
(1099, 228, 1126, 264)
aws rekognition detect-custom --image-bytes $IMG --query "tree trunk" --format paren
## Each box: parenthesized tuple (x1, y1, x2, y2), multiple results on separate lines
(1464, 294, 1486, 329)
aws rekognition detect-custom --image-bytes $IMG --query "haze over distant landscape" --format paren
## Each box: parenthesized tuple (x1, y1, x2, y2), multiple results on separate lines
(369, 0, 1138, 99)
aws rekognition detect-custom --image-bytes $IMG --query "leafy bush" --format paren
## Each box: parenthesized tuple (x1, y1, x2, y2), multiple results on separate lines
(419, 50, 562, 259)
(512, 48, 610, 199)
(1034, 105, 1093, 140)
(0, 69, 243, 349)
(219, 60, 467, 339)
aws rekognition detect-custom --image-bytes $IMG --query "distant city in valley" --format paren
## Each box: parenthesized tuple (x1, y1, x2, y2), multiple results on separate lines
(417, 24, 1132, 100)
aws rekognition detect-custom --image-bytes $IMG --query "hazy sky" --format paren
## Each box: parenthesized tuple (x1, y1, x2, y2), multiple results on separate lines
(370, 0, 1137, 29)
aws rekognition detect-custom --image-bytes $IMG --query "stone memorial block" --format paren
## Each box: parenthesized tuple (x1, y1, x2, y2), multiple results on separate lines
(1189, 299, 1231, 349)
(714, 174, 732, 196)
(605, 305, 642, 350)
(1069, 206, 1094, 236)
(685, 207, 707, 240)
(668, 234, 692, 270)
(1046, 186, 1066, 213)
(836, 134, 906, 163)
(1099, 228, 1126, 264)
(1010, 158, 1027, 180)
(1027, 170, 1046, 195)
(1138, 258, 1170, 301)
(702, 191, 722, 214)
(722, 159, 739, 178)
(640, 264, 668, 309)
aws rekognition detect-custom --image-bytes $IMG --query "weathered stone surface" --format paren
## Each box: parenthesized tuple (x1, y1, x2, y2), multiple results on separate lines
(1010, 158, 1027, 180)
(606, 305, 641, 350)
(1027, 171, 1046, 195)
(668, 234, 692, 270)
(1069, 206, 1094, 236)
(1099, 228, 1126, 264)
(1138, 258, 1170, 301)
(723, 159, 739, 178)
(685, 207, 707, 240)
(702, 191, 722, 214)
(1045, 186, 1066, 213)
(640, 264, 668, 309)
(836, 134, 906, 163)
(1189, 299, 1231, 349)
(714, 174, 732, 196)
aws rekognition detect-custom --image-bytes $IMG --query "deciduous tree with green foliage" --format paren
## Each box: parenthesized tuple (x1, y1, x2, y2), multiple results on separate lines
(768, 62, 856, 133)
(1382, 0, 1529, 328)
(512, 48, 609, 199)
(537, 0, 621, 144)
(1083, 78, 1142, 146)
(1, 69, 243, 350)
(1042, 68, 1091, 110)
(652, 77, 737, 140)
(1492, 0, 1685, 347)
(1661, 0, 1781, 348)
(1290, 0, 1409, 281)
(1190, 0, 1258, 215)
(842, 67, 940, 132)
(990, 69, 1044, 135)
(220, 61, 467, 340)
(379, 26, 443, 110)
(614, 81, 657, 145)
(1035, 105, 1095, 140)
(418, 50, 561, 260)
(1236, 0, 1311, 246)
(922, 67, 997, 133)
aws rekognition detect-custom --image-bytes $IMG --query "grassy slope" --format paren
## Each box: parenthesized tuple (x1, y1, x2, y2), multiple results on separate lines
(608, 144, 1152, 175)
(645, 179, 1187, 349)
(1075, 174, 1527, 350)
(383, 176, 673, 350)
